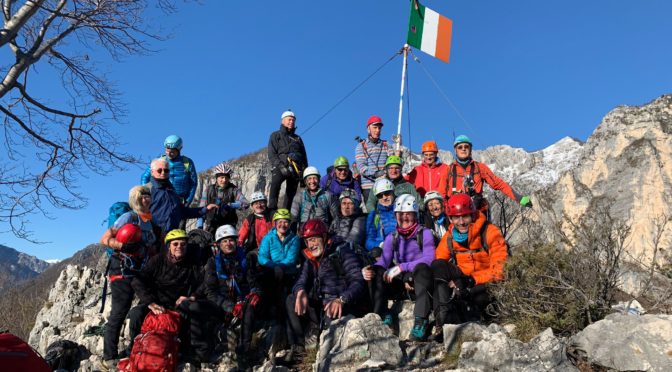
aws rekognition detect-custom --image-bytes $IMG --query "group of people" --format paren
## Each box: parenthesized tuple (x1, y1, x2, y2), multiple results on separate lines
(97, 110, 532, 369)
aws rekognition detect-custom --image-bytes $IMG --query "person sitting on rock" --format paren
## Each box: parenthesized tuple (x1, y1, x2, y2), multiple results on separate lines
(204, 225, 262, 368)
(432, 194, 508, 328)
(290, 166, 338, 233)
(365, 178, 397, 251)
(362, 194, 435, 342)
(420, 191, 449, 241)
(98, 185, 157, 369)
(329, 188, 366, 248)
(365, 155, 421, 213)
(286, 219, 365, 360)
(128, 229, 210, 364)
(237, 191, 274, 255)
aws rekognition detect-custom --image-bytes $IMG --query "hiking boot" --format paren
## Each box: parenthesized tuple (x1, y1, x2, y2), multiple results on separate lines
(98, 358, 118, 371)
(409, 317, 429, 342)
(283, 344, 305, 363)
(431, 324, 444, 342)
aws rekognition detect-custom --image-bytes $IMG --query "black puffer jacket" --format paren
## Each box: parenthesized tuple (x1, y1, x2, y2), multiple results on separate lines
(329, 213, 366, 247)
(292, 242, 365, 304)
(132, 251, 203, 308)
(267, 125, 308, 171)
(204, 249, 259, 308)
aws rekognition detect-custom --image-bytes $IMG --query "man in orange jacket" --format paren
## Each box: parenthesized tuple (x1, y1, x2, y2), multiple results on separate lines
(431, 194, 508, 326)
(447, 135, 532, 214)
(406, 140, 449, 199)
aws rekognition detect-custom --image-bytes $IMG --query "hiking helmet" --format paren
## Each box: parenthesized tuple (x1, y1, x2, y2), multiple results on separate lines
(215, 224, 238, 242)
(165, 229, 188, 244)
(422, 140, 439, 153)
(273, 208, 291, 222)
(394, 194, 419, 213)
(453, 135, 472, 147)
(373, 178, 395, 196)
(164, 135, 183, 150)
(367, 115, 383, 127)
(281, 110, 295, 119)
(301, 219, 328, 239)
(446, 194, 477, 216)
(116, 224, 142, 244)
(250, 191, 267, 204)
(385, 155, 403, 168)
(333, 156, 349, 168)
(339, 188, 360, 206)
(213, 162, 233, 177)
(424, 191, 444, 205)
(303, 166, 320, 180)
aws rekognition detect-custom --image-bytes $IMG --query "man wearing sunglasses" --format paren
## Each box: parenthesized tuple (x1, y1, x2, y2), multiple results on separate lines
(364, 155, 421, 213)
(447, 135, 532, 216)
(320, 156, 362, 202)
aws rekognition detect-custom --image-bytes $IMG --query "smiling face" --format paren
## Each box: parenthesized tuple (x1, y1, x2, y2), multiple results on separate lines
(334, 166, 349, 181)
(305, 175, 320, 191)
(281, 116, 296, 130)
(218, 237, 236, 254)
(450, 213, 473, 233)
(396, 211, 417, 229)
(151, 160, 169, 180)
(305, 236, 325, 258)
(216, 174, 229, 187)
(426, 199, 444, 217)
(165, 147, 179, 160)
(368, 124, 382, 140)
(377, 190, 394, 207)
(454, 143, 472, 161)
(169, 239, 187, 259)
(423, 151, 437, 166)
(275, 219, 290, 235)
(140, 192, 152, 211)
(252, 200, 266, 214)
(340, 198, 355, 217)
(386, 165, 402, 180)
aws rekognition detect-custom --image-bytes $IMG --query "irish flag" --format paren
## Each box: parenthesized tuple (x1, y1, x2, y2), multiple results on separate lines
(407, 1, 453, 63)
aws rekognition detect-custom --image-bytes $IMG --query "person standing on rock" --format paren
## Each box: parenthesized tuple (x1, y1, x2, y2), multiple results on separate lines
(432, 194, 508, 328)
(290, 166, 338, 233)
(286, 219, 365, 361)
(362, 194, 435, 342)
(406, 140, 449, 199)
(98, 185, 157, 370)
(320, 156, 363, 201)
(447, 135, 532, 217)
(198, 161, 249, 236)
(355, 115, 395, 205)
(267, 110, 308, 211)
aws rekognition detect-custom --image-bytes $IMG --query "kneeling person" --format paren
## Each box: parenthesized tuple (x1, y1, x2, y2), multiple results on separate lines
(286, 220, 365, 356)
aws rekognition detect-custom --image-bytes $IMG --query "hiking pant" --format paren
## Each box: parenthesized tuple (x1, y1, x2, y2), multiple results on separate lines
(182, 300, 221, 361)
(268, 170, 299, 211)
(370, 263, 433, 319)
(361, 188, 371, 212)
(431, 259, 490, 325)
(103, 278, 134, 360)
(127, 304, 150, 352)
(285, 293, 353, 346)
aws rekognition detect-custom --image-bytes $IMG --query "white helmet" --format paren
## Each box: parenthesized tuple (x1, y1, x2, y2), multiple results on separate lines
(424, 191, 444, 204)
(213, 162, 233, 176)
(373, 178, 394, 196)
(250, 191, 266, 204)
(215, 224, 238, 242)
(394, 194, 418, 213)
(281, 110, 295, 119)
(303, 166, 320, 179)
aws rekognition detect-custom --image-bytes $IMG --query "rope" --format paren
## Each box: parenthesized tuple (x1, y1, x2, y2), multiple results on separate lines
(408, 48, 479, 141)
(300, 50, 402, 136)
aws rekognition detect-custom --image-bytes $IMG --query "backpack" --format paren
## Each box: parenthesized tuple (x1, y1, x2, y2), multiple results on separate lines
(443, 221, 511, 263)
(0, 332, 51, 372)
(44, 339, 83, 371)
(187, 229, 214, 267)
(391, 226, 427, 262)
(117, 310, 181, 372)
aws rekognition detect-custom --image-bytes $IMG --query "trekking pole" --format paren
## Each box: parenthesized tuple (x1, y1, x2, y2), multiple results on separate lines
(395, 44, 410, 153)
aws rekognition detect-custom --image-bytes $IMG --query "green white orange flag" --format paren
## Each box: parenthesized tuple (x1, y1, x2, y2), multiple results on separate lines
(407, 1, 453, 63)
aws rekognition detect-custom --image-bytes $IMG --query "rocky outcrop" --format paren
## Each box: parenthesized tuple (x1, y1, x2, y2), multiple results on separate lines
(0, 244, 51, 291)
(570, 313, 672, 371)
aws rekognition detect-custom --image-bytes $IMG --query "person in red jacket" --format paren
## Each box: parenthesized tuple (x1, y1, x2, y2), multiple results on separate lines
(237, 191, 274, 254)
(406, 140, 449, 199)
(447, 135, 532, 215)
(431, 194, 508, 327)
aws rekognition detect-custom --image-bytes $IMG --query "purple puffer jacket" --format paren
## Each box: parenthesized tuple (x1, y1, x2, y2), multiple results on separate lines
(375, 227, 435, 273)
(319, 172, 363, 201)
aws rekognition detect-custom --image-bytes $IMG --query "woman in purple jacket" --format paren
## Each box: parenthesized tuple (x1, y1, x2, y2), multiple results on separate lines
(361, 194, 435, 341)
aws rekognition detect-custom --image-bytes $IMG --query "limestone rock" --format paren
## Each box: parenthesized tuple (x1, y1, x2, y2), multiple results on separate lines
(315, 313, 403, 372)
(570, 313, 672, 371)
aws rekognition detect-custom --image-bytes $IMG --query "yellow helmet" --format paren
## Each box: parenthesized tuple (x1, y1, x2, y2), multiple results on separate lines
(273, 208, 291, 221)
(164, 229, 188, 244)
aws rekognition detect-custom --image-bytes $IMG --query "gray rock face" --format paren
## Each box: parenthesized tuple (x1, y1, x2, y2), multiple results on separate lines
(0, 244, 51, 291)
(315, 313, 403, 372)
(570, 313, 672, 371)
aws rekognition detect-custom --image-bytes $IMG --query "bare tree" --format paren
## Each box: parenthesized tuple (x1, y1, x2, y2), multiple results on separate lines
(1, 0, 179, 241)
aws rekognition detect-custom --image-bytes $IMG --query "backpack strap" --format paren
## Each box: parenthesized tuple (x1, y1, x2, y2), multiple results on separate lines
(480, 220, 490, 254)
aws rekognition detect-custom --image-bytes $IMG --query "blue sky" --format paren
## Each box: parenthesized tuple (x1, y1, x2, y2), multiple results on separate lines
(3, 1, 672, 260)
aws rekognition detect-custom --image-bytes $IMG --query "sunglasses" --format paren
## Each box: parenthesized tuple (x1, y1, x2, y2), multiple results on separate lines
(155, 168, 169, 174)
(170, 241, 187, 247)
(455, 145, 471, 150)
(377, 191, 394, 199)
(335, 167, 348, 172)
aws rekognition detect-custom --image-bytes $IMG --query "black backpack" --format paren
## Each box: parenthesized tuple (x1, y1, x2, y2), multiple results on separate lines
(44, 339, 84, 371)
(187, 229, 214, 267)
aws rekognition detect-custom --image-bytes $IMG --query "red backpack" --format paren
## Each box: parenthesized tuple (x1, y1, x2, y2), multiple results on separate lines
(0, 332, 52, 372)
(118, 310, 181, 372)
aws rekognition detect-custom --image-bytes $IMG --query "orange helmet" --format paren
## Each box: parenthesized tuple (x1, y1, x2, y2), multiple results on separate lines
(422, 140, 438, 153)
(446, 194, 476, 216)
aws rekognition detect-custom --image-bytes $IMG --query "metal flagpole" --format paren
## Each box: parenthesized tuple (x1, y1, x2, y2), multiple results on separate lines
(395, 44, 409, 152)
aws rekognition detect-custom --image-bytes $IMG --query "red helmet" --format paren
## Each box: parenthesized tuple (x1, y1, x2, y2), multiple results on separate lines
(366, 115, 383, 127)
(116, 223, 142, 244)
(446, 194, 477, 216)
(301, 219, 329, 239)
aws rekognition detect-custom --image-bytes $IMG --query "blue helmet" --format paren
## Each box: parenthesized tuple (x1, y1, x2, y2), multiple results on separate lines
(453, 135, 472, 147)
(164, 135, 183, 150)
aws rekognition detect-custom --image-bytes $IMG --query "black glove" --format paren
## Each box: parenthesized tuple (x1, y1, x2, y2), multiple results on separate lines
(369, 247, 383, 260)
(121, 242, 143, 254)
(453, 276, 475, 298)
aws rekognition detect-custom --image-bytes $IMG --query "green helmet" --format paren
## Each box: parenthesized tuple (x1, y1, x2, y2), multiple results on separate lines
(453, 135, 472, 147)
(273, 208, 291, 221)
(333, 156, 349, 168)
(385, 155, 403, 168)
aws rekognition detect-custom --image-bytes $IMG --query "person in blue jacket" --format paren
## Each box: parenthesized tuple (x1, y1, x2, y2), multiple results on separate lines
(140, 135, 198, 207)
(365, 178, 397, 251)
(147, 158, 217, 238)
